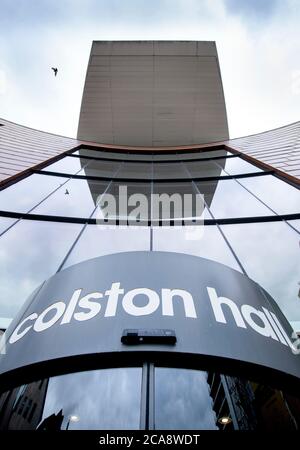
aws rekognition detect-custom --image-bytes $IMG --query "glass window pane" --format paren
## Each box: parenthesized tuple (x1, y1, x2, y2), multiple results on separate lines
(184, 160, 225, 178)
(221, 222, 300, 322)
(33, 179, 109, 218)
(217, 157, 262, 175)
(175, 149, 231, 160)
(153, 163, 186, 179)
(197, 179, 273, 219)
(239, 175, 300, 215)
(0, 217, 17, 235)
(74, 149, 153, 161)
(117, 162, 152, 179)
(0, 220, 82, 319)
(0, 174, 69, 213)
(153, 225, 241, 271)
(83, 160, 122, 178)
(153, 182, 211, 221)
(40, 368, 142, 430)
(62, 224, 150, 269)
(93, 181, 151, 223)
(288, 219, 300, 233)
(42, 156, 90, 174)
(155, 368, 217, 430)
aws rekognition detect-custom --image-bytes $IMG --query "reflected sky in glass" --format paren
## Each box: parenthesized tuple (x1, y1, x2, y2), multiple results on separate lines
(153, 225, 242, 272)
(0, 220, 82, 318)
(41, 368, 142, 430)
(155, 368, 217, 430)
(0, 217, 17, 235)
(197, 179, 273, 218)
(62, 225, 150, 269)
(42, 157, 90, 174)
(0, 174, 69, 213)
(221, 221, 300, 321)
(33, 179, 109, 218)
(217, 158, 262, 175)
(239, 175, 300, 215)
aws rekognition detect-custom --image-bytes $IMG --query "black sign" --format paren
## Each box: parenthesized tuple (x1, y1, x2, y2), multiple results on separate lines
(0, 252, 299, 380)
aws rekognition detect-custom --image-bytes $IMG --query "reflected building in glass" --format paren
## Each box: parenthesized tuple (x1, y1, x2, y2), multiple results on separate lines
(0, 41, 300, 431)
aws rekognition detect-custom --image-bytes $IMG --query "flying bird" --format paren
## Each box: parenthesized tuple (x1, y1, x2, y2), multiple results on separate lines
(51, 67, 58, 77)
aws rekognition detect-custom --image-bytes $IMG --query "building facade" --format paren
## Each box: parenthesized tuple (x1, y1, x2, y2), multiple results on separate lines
(0, 41, 299, 431)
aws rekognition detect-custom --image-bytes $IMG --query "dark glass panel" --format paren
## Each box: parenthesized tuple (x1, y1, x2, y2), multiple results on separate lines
(221, 221, 300, 322)
(153, 163, 186, 179)
(184, 160, 226, 178)
(74, 149, 153, 161)
(0, 220, 82, 319)
(0, 368, 142, 430)
(197, 179, 273, 219)
(174, 149, 230, 160)
(0, 174, 69, 213)
(33, 179, 109, 218)
(239, 175, 300, 215)
(40, 368, 142, 430)
(155, 368, 217, 430)
(117, 162, 152, 179)
(82, 159, 122, 178)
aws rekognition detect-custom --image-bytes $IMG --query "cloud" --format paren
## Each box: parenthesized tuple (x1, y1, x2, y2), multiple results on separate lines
(224, 0, 280, 20)
(0, 0, 299, 139)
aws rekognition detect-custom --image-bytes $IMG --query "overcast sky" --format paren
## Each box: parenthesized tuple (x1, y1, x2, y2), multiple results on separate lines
(0, 0, 300, 140)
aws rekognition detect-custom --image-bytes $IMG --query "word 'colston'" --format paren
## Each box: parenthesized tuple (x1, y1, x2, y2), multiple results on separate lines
(8, 283, 299, 353)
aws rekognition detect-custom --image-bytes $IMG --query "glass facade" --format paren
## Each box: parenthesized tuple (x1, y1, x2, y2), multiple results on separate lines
(0, 145, 299, 430)
(0, 366, 299, 430)
(1, 147, 299, 325)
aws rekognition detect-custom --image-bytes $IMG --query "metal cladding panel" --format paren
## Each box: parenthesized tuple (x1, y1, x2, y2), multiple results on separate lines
(77, 41, 229, 146)
(227, 121, 300, 180)
(0, 118, 79, 183)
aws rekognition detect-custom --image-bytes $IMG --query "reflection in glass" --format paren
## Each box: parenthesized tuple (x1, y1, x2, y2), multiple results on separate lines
(153, 182, 211, 222)
(33, 179, 109, 218)
(40, 368, 142, 430)
(217, 157, 262, 175)
(42, 156, 90, 174)
(75, 149, 153, 161)
(61, 224, 150, 269)
(239, 175, 300, 215)
(117, 162, 152, 179)
(93, 182, 151, 224)
(0, 217, 17, 235)
(83, 159, 122, 178)
(153, 225, 241, 272)
(155, 368, 217, 430)
(0, 220, 82, 318)
(184, 160, 225, 178)
(221, 221, 300, 321)
(0, 174, 69, 213)
(153, 163, 186, 179)
(197, 179, 273, 219)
